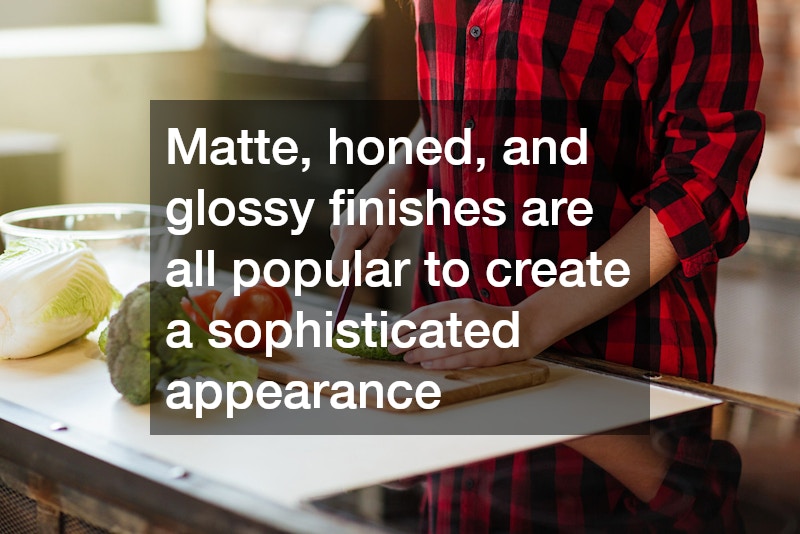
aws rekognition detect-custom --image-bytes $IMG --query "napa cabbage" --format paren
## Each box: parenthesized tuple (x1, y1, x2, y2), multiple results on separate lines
(0, 238, 120, 359)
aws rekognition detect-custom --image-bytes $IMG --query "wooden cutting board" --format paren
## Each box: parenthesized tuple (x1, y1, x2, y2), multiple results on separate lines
(254, 352, 548, 412)
(249, 305, 549, 411)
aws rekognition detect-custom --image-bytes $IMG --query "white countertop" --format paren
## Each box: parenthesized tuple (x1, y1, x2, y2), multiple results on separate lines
(0, 332, 717, 510)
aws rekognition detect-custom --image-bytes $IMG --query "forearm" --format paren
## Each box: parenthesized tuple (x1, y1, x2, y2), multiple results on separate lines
(393, 207, 680, 367)
(516, 208, 679, 353)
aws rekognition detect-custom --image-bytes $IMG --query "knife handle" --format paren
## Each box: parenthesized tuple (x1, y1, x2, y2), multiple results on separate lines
(333, 261, 358, 328)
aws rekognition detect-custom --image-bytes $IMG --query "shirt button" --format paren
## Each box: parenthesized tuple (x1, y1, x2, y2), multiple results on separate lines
(465, 478, 475, 490)
(469, 26, 482, 39)
(480, 288, 490, 300)
(465, 118, 475, 129)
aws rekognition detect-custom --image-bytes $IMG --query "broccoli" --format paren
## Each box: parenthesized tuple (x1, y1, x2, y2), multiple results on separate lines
(332, 325, 405, 362)
(103, 281, 258, 405)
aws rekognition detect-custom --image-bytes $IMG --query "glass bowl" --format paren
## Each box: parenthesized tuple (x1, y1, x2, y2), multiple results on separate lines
(0, 203, 181, 294)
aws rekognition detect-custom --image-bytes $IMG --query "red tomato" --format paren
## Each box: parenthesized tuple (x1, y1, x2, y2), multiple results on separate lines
(180, 290, 221, 332)
(213, 285, 286, 352)
(257, 278, 293, 319)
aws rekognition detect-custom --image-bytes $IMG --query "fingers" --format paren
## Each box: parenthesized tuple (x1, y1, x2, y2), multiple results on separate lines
(403, 342, 466, 363)
(360, 225, 395, 268)
(330, 170, 407, 278)
(387, 300, 484, 364)
(330, 224, 400, 280)
(415, 348, 503, 370)
(330, 224, 370, 279)
(329, 192, 391, 279)
(404, 341, 508, 369)
(386, 299, 524, 369)
(387, 300, 467, 353)
(329, 221, 342, 245)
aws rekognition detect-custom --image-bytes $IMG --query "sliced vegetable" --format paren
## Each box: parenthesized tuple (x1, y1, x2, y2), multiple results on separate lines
(332, 325, 405, 361)
(0, 238, 120, 359)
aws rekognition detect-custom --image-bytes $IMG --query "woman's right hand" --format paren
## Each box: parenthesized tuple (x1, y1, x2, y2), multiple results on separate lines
(330, 119, 425, 279)
(330, 164, 412, 279)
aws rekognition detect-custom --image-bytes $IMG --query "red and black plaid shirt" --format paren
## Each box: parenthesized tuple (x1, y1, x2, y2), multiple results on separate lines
(409, 0, 763, 531)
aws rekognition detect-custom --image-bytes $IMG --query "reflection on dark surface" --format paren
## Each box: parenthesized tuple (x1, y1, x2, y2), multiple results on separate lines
(421, 408, 741, 532)
(312, 404, 800, 532)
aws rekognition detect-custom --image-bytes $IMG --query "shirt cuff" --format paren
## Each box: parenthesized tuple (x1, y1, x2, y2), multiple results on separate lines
(635, 177, 719, 279)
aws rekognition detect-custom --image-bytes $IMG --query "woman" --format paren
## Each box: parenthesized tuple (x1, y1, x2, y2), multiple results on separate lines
(331, 0, 763, 530)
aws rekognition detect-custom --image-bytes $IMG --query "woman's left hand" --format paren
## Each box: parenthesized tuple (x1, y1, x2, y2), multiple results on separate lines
(387, 298, 540, 369)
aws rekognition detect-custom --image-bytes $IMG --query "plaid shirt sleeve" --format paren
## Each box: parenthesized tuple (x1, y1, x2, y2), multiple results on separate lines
(633, 0, 765, 279)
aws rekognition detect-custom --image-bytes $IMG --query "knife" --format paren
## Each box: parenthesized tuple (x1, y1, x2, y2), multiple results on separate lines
(333, 257, 358, 328)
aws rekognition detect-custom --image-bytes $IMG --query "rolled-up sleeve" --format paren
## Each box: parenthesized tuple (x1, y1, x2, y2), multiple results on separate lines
(633, 0, 765, 279)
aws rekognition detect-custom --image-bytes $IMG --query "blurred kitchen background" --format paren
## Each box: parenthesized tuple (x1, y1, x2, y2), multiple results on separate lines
(0, 0, 796, 402)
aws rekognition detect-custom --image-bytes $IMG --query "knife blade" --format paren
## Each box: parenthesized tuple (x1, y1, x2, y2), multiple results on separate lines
(333, 259, 358, 328)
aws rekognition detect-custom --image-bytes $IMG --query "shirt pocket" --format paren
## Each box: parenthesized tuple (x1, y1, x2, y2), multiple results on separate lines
(520, 1, 609, 37)
(519, 2, 614, 99)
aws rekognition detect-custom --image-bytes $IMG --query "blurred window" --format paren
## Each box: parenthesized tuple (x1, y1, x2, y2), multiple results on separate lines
(0, 0, 204, 57)
(209, 0, 376, 67)
(0, 0, 157, 29)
